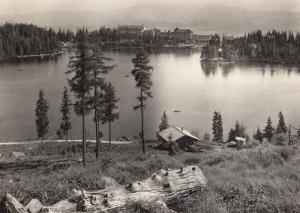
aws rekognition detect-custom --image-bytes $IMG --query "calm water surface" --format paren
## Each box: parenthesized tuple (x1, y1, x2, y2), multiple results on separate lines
(1, 50, 300, 141)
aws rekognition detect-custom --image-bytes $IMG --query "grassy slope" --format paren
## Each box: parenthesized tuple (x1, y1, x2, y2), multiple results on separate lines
(0, 141, 299, 212)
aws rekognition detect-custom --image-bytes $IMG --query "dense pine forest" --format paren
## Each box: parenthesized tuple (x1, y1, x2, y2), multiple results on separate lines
(0, 23, 65, 61)
(203, 30, 300, 64)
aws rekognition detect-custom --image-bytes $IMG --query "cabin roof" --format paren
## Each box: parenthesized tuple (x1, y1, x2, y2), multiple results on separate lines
(158, 126, 200, 142)
(235, 136, 246, 142)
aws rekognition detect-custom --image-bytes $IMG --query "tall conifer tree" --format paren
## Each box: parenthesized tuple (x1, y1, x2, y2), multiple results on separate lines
(66, 29, 93, 166)
(131, 46, 153, 153)
(276, 111, 288, 134)
(35, 89, 49, 139)
(264, 117, 274, 142)
(159, 111, 169, 131)
(60, 86, 72, 142)
(102, 83, 119, 150)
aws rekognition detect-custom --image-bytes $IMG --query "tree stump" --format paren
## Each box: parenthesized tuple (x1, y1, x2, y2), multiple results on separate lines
(1, 166, 207, 213)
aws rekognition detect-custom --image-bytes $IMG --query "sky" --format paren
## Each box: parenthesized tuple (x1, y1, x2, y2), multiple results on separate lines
(1, 0, 300, 14)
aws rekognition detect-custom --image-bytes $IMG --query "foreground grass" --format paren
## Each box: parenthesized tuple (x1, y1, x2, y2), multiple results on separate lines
(0, 141, 299, 212)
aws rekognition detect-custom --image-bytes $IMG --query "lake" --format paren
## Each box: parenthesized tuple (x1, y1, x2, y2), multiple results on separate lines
(1, 49, 300, 141)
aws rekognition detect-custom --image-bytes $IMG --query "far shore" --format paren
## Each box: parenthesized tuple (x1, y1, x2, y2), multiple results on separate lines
(16, 50, 64, 59)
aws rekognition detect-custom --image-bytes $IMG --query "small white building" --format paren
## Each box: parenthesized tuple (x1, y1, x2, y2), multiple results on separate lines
(228, 136, 246, 148)
(235, 137, 246, 146)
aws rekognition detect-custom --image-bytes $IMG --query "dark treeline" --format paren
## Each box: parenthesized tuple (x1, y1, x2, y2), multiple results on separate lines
(74, 27, 165, 50)
(0, 23, 63, 61)
(84, 27, 119, 43)
(203, 30, 300, 64)
(57, 28, 74, 42)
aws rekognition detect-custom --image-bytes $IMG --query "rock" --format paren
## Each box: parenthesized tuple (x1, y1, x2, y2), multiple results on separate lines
(25, 199, 42, 213)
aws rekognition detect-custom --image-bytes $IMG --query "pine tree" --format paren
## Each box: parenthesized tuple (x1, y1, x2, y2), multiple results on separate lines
(234, 121, 247, 138)
(276, 111, 288, 134)
(212, 111, 223, 142)
(254, 127, 263, 142)
(60, 86, 72, 142)
(217, 112, 223, 142)
(131, 46, 153, 153)
(88, 46, 114, 158)
(212, 111, 218, 141)
(35, 89, 49, 139)
(159, 110, 169, 131)
(66, 29, 93, 166)
(227, 128, 236, 142)
(102, 83, 119, 150)
(264, 117, 274, 142)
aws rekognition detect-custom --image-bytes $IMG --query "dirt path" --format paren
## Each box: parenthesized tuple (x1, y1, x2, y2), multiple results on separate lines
(0, 139, 133, 146)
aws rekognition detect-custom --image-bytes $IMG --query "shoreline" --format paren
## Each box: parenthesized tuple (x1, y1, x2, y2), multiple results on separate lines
(201, 58, 300, 66)
(16, 51, 64, 59)
(0, 50, 64, 63)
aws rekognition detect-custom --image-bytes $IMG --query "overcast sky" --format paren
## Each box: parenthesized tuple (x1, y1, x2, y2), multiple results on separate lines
(1, 0, 300, 14)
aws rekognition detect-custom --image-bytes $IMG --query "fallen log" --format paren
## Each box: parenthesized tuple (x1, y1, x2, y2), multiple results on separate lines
(1, 166, 207, 213)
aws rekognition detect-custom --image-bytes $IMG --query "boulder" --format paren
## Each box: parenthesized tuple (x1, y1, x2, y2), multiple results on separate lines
(25, 199, 42, 213)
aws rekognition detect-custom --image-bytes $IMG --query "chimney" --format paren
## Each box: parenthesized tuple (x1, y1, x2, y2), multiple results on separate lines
(181, 127, 183, 131)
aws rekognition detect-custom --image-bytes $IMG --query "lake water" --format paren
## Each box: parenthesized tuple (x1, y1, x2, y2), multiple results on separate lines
(1, 49, 300, 141)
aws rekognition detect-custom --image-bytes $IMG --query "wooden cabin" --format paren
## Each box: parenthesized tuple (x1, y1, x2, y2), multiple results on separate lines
(157, 126, 200, 150)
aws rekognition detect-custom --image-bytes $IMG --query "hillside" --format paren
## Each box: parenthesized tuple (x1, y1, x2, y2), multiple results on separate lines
(1, 5, 300, 34)
(0, 141, 299, 212)
(0, 23, 60, 61)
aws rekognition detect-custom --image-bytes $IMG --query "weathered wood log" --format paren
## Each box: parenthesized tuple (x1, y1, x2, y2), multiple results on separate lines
(1, 193, 27, 213)
(2, 166, 207, 213)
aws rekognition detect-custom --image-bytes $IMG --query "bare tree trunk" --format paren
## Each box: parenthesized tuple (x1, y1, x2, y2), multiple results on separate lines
(82, 93, 86, 167)
(97, 120, 101, 152)
(94, 74, 100, 158)
(65, 126, 68, 143)
(109, 121, 111, 150)
(95, 112, 99, 159)
(140, 88, 145, 154)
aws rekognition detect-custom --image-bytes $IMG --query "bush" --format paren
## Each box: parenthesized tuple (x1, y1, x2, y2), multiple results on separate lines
(203, 133, 210, 142)
(254, 150, 283, 168)
(205, 156, 225, 166)
(272, 134, 288, 146)
(184, 157, 200, 165)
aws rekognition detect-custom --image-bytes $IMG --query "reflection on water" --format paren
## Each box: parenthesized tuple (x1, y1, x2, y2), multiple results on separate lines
(1, 50, 300, 141)
(201, 62, 218, 77)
